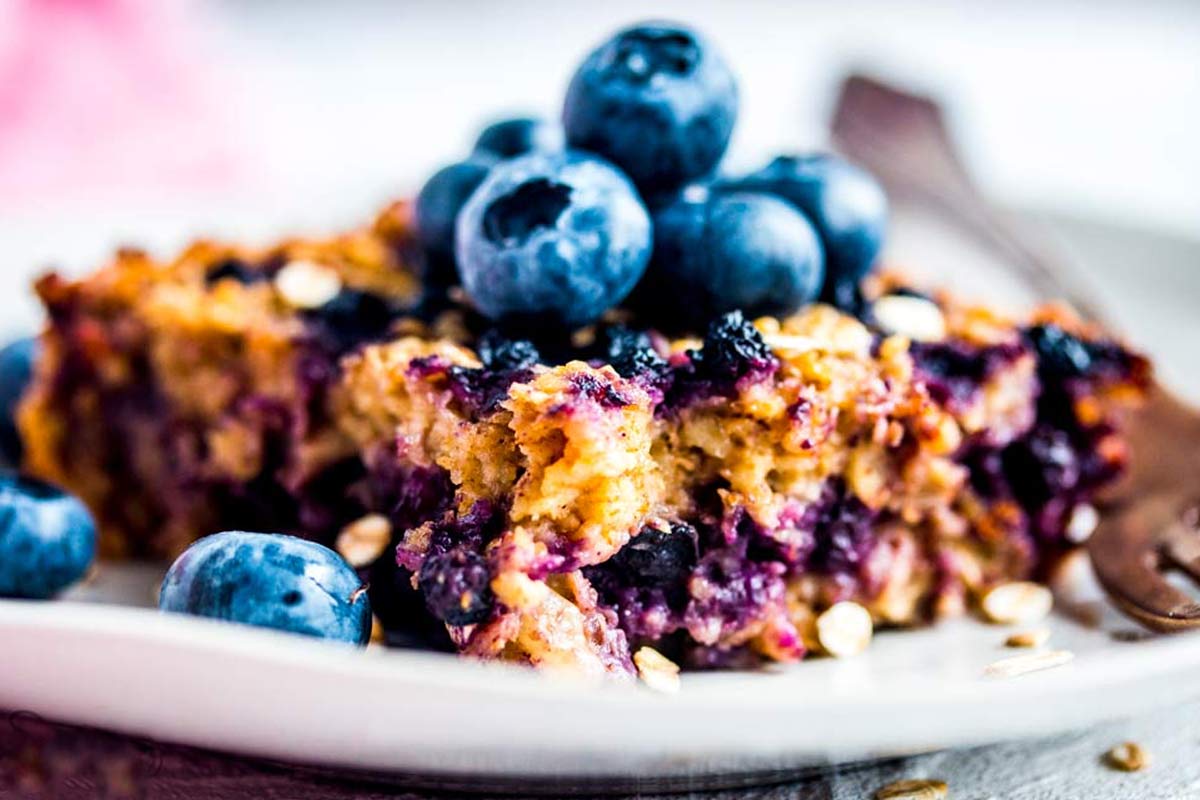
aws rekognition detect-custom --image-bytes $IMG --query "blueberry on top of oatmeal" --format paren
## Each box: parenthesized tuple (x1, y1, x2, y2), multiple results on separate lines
(473, 116, 564, 159)
(456, 151, 651, 329)
(414, 157, 495, 285)
(725, 153, 888, 308)
(563, 21, 738, 195)
(632, 189, 825, 330)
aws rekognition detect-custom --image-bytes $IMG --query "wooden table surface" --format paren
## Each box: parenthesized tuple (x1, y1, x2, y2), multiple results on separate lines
(2, 702, 1196, 799)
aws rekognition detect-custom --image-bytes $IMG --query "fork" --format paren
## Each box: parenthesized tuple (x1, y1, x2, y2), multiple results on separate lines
(830, 75, 1200, 632)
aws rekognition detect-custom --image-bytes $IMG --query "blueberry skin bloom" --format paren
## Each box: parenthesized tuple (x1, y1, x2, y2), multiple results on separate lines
(0, 337, 37, 466)
(414, 158, 494, 285)
(726, 154, 887, 302)
(562, 21, 738, 195)
(473, 116, 564, 159)
(159, 531, 371, 645)
(632, 189, 825, 331)
(0, 475, 96, 599)
(456, 150, 652, 329)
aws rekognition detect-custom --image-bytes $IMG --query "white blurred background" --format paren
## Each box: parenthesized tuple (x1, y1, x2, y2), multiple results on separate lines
(0, 0, 1197, 352)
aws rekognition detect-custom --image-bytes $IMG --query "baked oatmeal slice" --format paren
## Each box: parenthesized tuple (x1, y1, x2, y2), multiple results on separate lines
(19, 203, 422, 558)
(328, 292, 1146, 674)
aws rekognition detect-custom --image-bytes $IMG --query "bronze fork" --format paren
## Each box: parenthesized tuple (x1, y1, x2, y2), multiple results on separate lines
(831, 75, 1200, 632)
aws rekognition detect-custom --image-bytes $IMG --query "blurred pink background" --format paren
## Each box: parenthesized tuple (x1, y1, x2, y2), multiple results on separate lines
(0, 0, 240, 205)
(0, 0, 1196, 302)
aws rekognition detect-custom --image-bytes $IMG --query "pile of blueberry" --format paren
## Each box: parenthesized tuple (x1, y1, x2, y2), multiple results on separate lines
(415, 21, 887, 332)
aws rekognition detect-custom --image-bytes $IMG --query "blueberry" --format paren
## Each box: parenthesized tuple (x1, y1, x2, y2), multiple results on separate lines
(1026, 324, 1133, 383)
(0, 476, 96, 599)
(562, 22, 737, 194)
(0, 337, 37, 466)
(300, 288, 397, 353)
(595, 325, 666, 379)
(631, 190, 825, 330)
(456, 151, 652, 329)
(608, 522, 698, 589)
(473, 116, 564, 159)
(159, 531, 371, 645)
(695, 311, 778, 384)
(724, 154, 887, 305)
(808, 480, 877, 576)
(417, 548, 493, 626)
(474, 329, 542, 371)
(414, 158, 494, 285)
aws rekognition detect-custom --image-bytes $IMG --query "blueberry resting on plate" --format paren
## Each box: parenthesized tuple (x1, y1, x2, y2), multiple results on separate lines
(456, 150, 652, 329)
(414, 157, 495, 285)
(473, 116, 564, 159)
(0, 337, 37, 466)
(724, 154, 887, 306)
(159, 531, 371, 645)
(0, 475, 96, 599)
(631, 189, 825, 331)
(562, 21, 738, 195)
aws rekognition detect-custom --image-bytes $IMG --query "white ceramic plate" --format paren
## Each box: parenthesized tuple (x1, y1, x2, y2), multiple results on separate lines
(0, 209, 1197, 787)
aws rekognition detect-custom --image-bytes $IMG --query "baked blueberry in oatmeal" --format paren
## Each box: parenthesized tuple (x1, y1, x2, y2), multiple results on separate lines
(11, 20, 1152, 679)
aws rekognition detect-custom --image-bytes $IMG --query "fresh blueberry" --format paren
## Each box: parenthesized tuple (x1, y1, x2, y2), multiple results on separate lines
(0, 476, 96, 599)
(724, 154, 887, 305)
(473, 116, 564, 159)
(456, 150, 652, 329)
(562, 21, 738, 195)
(631, 190, 825, 330)
(159, 531, 371, 645)
(414, 158, 494, 285)
(0, 337, 37, 466)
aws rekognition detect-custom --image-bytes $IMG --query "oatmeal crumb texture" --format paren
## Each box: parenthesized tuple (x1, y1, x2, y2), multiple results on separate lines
(15, 200, 1151, 675)
(1105, 741, 1150, 772)
(874, 778, 949, 800)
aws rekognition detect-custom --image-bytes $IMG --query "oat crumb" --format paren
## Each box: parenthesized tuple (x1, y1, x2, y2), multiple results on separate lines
(634, 646, 681, 694)
(981, 581, 1053, 625)
(1105, 741, 1150, 772)
(335, 513, 393, 568)
(1005, 628, 1051, 648)
(874, 778, 949, 799)
(984, 649, 1074, 678)
(816, 600, 874, 658)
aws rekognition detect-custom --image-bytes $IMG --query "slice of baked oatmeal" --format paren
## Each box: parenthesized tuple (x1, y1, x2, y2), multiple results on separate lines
(17, 207, 1148, 676)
